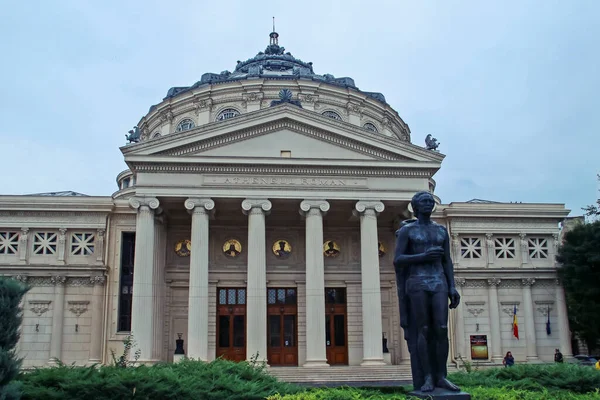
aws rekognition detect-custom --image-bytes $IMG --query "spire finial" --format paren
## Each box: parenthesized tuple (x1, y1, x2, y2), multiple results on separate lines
(269, 17, 279, 46)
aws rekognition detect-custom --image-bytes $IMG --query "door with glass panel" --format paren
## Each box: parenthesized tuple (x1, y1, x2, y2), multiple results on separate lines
(267, 288, 298, 366)
(216, 288, 246, 362)
(325, 288, 348, 365)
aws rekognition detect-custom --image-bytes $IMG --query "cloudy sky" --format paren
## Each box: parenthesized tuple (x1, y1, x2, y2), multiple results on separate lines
(0, 1, 597, 215)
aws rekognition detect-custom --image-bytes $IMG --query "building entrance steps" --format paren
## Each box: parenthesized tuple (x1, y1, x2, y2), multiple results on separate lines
(267, 364, 413, 384)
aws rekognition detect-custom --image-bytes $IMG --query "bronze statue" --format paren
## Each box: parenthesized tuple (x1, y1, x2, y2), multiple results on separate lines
(425, 134, 440, 151)
(394, 191, 461, 394)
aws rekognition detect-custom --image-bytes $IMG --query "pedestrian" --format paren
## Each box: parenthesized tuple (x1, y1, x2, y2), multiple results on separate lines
(554, 349, 564, 363)
(503, 351, 515, 367)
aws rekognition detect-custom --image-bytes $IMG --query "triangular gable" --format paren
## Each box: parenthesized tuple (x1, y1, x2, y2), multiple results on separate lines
(121, 104, 444, 164)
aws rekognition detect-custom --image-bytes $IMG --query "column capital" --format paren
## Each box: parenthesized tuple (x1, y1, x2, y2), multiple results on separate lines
(354, 200, 385, 214)
(184, 198, 215, 215)
(51, 275, 66, 286)
(90, 275, 106, 286)
(300, 199, 330, 215)
(241, 198, 272, 215)
(129, 196, 160, 211)
(522, 278, 536, 287)
(454, 277, 466, 287)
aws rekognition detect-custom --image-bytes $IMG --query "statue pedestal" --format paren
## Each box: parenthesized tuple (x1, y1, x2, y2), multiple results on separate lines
(408, 388, 471, 400)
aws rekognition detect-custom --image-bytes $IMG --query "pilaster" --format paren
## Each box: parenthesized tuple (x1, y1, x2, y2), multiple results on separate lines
(242, 198, 271, 363)
(354, 200, 386, 366)
(299, 199, 330, 367)
(487, 278, 503, 362)
(555, 279, 573, 358)
(522, 278, 538, 361)
(49, 275, 66, 365)
(88, 275, 105, 364)
(454, 278, 467, 359)
(184, 198, 215, 361)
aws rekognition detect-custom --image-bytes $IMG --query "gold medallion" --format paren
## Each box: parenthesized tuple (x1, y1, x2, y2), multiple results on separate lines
(174, 239, 191, 257)
(323, 240, 341, 257)
(378, 242, 386, 257)
(223, 239, 242, 258)
(272, 239, 292, 258)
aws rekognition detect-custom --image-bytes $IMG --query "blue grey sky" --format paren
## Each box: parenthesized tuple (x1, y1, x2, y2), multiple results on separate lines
(0, 1, 597, 215)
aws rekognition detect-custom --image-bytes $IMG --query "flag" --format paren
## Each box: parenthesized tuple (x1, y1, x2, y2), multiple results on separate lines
(512, 304, 519, 339)
(546, 306, 552, 335)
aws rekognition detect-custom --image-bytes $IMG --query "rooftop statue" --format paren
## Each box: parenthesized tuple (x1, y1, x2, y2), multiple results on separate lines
(394, 191, 465, 397)
(425, 134, 440, 151)
(125, 126, 140, 143)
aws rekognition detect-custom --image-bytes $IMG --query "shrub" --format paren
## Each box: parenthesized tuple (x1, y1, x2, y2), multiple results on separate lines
(267, 387, 403, 400)
(0, 277, 29, 400)
(18, 358, 300, 400)
(449, 363, 600, 394)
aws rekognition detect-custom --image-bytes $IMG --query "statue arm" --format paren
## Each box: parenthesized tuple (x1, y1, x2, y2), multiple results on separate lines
(441, 229, 456, 290)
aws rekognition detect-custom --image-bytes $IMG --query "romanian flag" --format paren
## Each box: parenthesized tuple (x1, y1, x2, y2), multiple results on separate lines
(513, 304, 519, 339)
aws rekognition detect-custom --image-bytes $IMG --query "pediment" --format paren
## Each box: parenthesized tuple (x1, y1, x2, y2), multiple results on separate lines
(122, 104, 444, 164)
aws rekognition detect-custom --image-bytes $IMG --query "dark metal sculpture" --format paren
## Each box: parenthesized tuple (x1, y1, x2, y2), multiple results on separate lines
(425, 134, 440, 151)
(394, 191, 462, 395)
(125, 126, 140, 143)
(270, 89, 302, 108)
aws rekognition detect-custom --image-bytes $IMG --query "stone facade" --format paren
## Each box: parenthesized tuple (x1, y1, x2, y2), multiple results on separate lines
(0, 33, 572, 369)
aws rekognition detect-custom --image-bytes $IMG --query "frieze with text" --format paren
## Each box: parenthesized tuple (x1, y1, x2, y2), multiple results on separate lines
(202, 175, 367, 188)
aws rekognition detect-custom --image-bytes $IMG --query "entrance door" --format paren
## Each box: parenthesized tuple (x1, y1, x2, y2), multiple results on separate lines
(216, 288, 246, 362)
(325, 288, 348, 365)
(267, 288, 298, 366)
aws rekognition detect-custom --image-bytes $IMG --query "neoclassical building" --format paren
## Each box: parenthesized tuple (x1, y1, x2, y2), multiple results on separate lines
(1, 31, 572, 370)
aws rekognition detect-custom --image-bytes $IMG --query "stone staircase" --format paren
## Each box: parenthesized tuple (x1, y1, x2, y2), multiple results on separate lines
(267, 364, 413, 385)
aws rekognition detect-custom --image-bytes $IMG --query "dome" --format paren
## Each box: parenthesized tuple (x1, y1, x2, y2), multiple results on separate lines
(151, 31, 386, 113)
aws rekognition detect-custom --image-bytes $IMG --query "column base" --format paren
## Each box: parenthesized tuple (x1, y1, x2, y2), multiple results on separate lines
(361, 358, 386, 366)
(87, 358, 102, 366)
(526, 356, 541, 363)
(491, 356, 504, 364)
(173, 354, 186, 363)
(303, 360, 330, 368)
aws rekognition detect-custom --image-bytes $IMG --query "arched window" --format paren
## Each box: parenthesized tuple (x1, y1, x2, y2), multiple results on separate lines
(217, 108, 240, 121)
(322, 111, 342, 120)
(363, 122, 378, 133)
(152, 132, 161, 139)
(176, 118, 195, 132)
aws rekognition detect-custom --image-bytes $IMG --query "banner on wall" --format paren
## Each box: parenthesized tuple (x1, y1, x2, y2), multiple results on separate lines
(470, 335, 489, 360)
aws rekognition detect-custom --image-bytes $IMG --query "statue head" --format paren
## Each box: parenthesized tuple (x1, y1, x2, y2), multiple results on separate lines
(411, 191, 435, 217)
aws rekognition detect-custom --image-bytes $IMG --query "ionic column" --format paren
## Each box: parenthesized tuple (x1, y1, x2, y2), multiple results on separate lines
(184, 198, 215, 361)
(129, 196, 160, 362)
(454, 278, 467, 359)
(522, 278, 538, 361)
(299, 200, 330, 367)
(355, 200, 386, 365)
(555, 279, 573, 358)
(88, 275, 106, 364)
(242, 199, 271, 363)
(49, 275, 66, 364)
(487, 278, 503, 362)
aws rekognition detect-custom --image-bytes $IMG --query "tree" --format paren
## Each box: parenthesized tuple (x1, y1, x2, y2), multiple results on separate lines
(583, 174, 600, 217)
(556, 221, 600, 354)
(0, 277, 29, 400)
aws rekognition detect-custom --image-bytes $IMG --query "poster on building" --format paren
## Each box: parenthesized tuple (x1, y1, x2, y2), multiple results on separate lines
(470, 335, 489, 360)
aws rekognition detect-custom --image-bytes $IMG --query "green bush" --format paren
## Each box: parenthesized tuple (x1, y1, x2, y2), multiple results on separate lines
(267, 387, 403, 400)
(449, 363, 600, 394)
(18, 358, 300, 400)
(0, 277, 29, 400)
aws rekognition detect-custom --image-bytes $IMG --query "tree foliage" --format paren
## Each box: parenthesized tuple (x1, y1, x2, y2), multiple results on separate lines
(0, 277, 29, 400)
(557, 220, 600, 353)
(583, 174, 600, 217)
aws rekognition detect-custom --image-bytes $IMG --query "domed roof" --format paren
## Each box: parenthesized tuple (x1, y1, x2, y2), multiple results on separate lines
(154, 31, 386, 112)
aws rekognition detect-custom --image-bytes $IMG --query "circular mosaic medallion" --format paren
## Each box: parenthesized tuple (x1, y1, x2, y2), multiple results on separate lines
(323, 240, 341, 257)
(174, 239, 191, 257)
(272, 239, 292, 258)
(223, 239, 242, 258)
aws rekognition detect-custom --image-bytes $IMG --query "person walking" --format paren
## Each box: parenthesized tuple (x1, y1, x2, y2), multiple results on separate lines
(503, 351, 515, 367)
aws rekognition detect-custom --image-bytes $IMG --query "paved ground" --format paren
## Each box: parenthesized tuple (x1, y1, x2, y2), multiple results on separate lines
(295, 380, 412, 388)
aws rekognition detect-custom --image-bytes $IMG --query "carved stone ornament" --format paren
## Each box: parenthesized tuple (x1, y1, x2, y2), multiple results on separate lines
(29, 300, 51, 317)
(501, 302, 520, 317)
(465, 302, 485, 318)
(354, 201, 385, 215)
(129, 197, 160, 211)
(68, 301, 89, 317)
(298, 93, 317, 103)
(12, 274, 29, 283)
(454, 277, 466, 287)
(50, 275, 66, 285)
(522, 278, 536, 287)
(90, 275, 106, 285)
(535, 301, 554, 316)
(346, 102, 362, 115)
(175, 239, 191, 257)
(184, 198, 215, 214)
(241, 199, 272, 215)
(487, 278, 501, 287)
(299, 200, 330, 216)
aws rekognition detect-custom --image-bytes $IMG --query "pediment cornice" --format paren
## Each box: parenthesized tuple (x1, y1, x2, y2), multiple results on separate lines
(122, 104, 444, 164)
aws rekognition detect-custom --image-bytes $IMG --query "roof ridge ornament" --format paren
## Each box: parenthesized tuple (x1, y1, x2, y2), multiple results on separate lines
(270, 89, 302, 108)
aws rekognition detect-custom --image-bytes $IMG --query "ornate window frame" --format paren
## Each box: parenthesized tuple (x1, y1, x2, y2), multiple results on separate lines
(32, 232, 58, 255)
(528, 237, 549, 259)
(70, 232, 95, 256)
(460, 237, 482, 259)
(151, 131, 162, 139)
(321, 110, 343, 121)
(363, 122, 379, 133)
(216, 107, 241, 121)
(494, 237, 516, 259)
(175, 118, 196, 132)
(0, 231, 19, 255)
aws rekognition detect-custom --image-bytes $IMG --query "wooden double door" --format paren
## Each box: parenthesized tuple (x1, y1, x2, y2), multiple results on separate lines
(216, 288, 246, 362)
(325, 288, 348, 365)
(267, 288, 298, 366)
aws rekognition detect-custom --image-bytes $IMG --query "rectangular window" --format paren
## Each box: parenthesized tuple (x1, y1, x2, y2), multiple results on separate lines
(33, 232, 57, 255)
(70, 232, 95, 256)
(494, 237, 516, 259)
(325, 288, 346, 304)
(118, 232, 135, 332)
(528, 237, 549, 259)
(267, 288, 298, 305)
(460, 238, 482, 259)
(0, 231, 19, 255)
(218, 288, 246, 305)
(280, 150, 291, 158)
